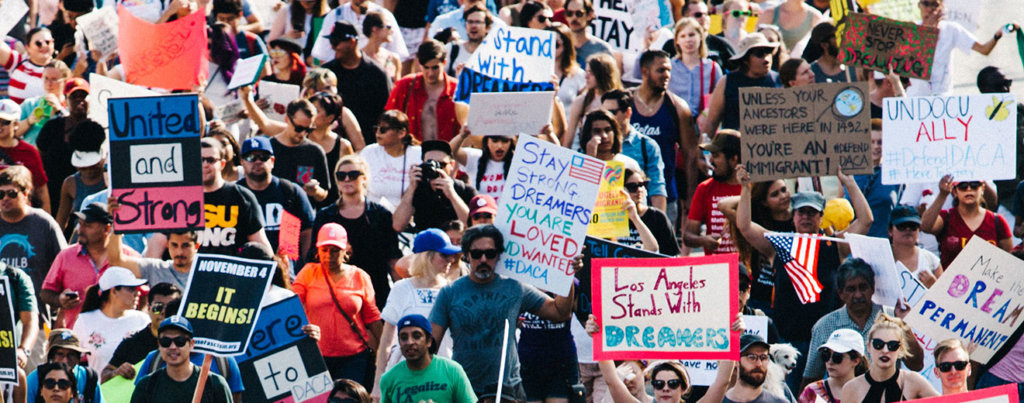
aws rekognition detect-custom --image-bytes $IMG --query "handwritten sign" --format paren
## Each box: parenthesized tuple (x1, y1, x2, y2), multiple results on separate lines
(495, 135, 604, 296)
(118, 6, 208, 90)
(686, 315, 766, 386)
(830, 0, 855, 47)
(236, 296, 332, 402)
(905, 237, 1024, 364)
(178, 254, 275, 356)
(466, 26, 554, 83)
(592, 255, 739, 360)
(898, 262, 928, 307)
(589, 0, 663, 52)
(866, 0, 921, 22)
(847, 234, 902, 307)
(579, 237, 667, 325)
(907, 383, 1019, 402)
(881, 94, 1017, 184)
(258, 80, 300, 122)
(227, 54, 268, 90)
(0, 0, 28, 37)
(838, 13, 938, 80)
(87, 73, 158, 128)
(77, 8, 118, 57)
(467, 91, 554, 136)
(588, 161, 628, 238)
(278, 210, 300, 260)
(455, 68, 555, 103)
(108, 94, 204, 233)
(0, 277, 16, 385)
(740, 82, 873, 181)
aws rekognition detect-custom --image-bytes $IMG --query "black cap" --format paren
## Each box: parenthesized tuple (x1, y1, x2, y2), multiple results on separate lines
(699, 130, 741, 156)
(63, 0, 95, 13)
(740, 334, 770, 354)
(73, 202, 113, 224)
(421, 140, 452, 158)
(325, 21, 358, 43)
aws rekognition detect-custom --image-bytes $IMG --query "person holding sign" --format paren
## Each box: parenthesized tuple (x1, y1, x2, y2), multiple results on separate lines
(130, 316, 233, 403)
(618, 168, 679, 256)
(920, 174, 1013, 269)
(450, 128, 513, 202)
(380, 314, 477, 403)
(0, 27, 57, 104)
(839, 313, 939, 402)
(888, 205, 942, 287)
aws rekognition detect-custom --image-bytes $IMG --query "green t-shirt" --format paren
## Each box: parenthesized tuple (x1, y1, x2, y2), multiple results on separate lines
(381, 356, 477, 403)
(130, 365, 232, 403)
(5, 265, 37, 315)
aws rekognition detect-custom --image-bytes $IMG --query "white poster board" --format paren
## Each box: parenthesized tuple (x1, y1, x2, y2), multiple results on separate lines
(227, 54, 268, 90)
(465, 26, 555, 83)
(0, 0, 29, 37)
(881, 94, 1017, 184)
(944, 0, 985, 32)
(467, 91, 554, 136)
(258, 80, 300, 122)
(76, 8, 119, 57)
(847, 233, 902, 307)
(86, 73, 158, 128)
(687, 315, 768, 386)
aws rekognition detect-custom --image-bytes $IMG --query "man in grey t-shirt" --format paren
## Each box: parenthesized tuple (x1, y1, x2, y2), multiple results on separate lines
(429, 225, 574, 403)
(106, 212, 198, 290)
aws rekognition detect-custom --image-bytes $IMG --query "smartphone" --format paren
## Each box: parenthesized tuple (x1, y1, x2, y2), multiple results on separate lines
(64, 291, 79, 299)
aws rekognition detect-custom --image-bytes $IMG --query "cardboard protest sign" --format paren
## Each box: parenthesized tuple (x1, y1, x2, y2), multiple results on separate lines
(257, 80, 300, 122)
(455, 68, 555, 103)
(118, 6, 208, 90)
(587, 161, 629, 238)
(866, 0, 921, 22)
(847, 234, 902, 307)
(77, 8, 118, 57)
(830, 0, 855, 46)
(881, 94, 1017, 184)
(740, 82, 873, 181)
(495, 135, 605, 296)
(0, 0, 28, 37)
(227, 54, 268, 90)
(591, 254, 739, 360)
(0, 277, 16, 385)
(905, 237, 1024, 364)
(578, 236, 667, 325)
(467, 92, 554, 136)
(237, 296, 332, 402)
(108, 94, 204, 233)
(278, 210, 301, 260)
(907, 383, 1019, 402)
(465, 26, 555, 83)
(87, 73, 158, 128)
(837, 13, 938, 80)
(686, 315, 766, 386)
(178, 254, 275, 356)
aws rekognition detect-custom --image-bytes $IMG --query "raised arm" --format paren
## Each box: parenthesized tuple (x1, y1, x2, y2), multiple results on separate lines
(700, 75, 727, 135)
(838, 169, 874, 236)
(920, 174, 952, 236)
(624, 190, 658, 252)
(240, 85, 287, 135)
(736, 166, 775, 258)
(107, 198, 142, 275)
(449, 126, 472, 166)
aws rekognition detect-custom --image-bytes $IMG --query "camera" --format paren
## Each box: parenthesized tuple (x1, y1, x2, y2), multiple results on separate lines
(420, 160, 443, 182)
(64, 291, 79, 299)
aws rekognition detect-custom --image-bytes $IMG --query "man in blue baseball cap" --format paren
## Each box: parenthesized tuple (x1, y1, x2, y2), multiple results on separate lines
(131, 316, 233, 403)
(380, 314, 476, 403)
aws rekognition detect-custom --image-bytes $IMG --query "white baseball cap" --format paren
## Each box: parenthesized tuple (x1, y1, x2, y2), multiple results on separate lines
(0, 99, 20, 121)
(819, 328, 865, 355)
(98, 266, 148, 292)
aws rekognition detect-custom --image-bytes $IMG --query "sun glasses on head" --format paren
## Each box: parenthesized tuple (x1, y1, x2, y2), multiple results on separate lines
(651, 379, 684, 390)
(936, 360, 968, 372)
(158, 336, 191, 348)
(468, 248, 499, 259)
(871, 338, 900, 352)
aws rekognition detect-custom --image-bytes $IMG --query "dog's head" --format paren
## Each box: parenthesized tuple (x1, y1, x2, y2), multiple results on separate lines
(769, 343, 800, 372)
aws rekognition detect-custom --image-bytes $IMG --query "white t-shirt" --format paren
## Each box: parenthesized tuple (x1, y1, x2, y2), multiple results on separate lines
(378, 279, 454, 369)
(105, 0, 165, 24)
(310, 2, 409, 63)
(73, 309, 151, 373)
(462, 148, 506, 201)
(906, 20, 977, 96)
(360, 144, 422, 210)
(557, 69, 587, 112)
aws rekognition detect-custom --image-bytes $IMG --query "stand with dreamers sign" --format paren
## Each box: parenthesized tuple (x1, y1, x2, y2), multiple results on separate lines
(591, 255, 739, 360)
(881, 94, 1017, 184)
(178, 254, 275, 356)
(0, 277, 16, 385)
(905, 237, 1024, 364)
(465, 26, 555, 83)
(838, 13, 938, 80)
(740, 82, 873, 181)
(455, 69, 555, 103)
(108, 94, 204, 233)
(495, 135, 604, 296)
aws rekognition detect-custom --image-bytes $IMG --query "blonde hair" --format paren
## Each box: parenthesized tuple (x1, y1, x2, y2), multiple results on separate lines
(44, 60, 72, 79)
(302, 68, 338, 96)
(673, 18, 707, 59)
(868, 312, 913, 359)
(334, 154, 370, 207)
(409, 251, 441, 278)
(721, 0, 750, 31)
(933, 338, 968, 363)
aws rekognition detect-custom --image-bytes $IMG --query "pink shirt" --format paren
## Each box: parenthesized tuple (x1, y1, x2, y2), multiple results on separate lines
(43, 244, 140, 327)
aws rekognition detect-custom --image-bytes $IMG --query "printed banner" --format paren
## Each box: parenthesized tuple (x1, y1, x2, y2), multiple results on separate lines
(906, 383, 1019, 402)
(686, 315, 767, 386)
(0, 277, 16, 385)
(455, 68, 555, 103)
(178, 254, 275, 356)
(587, 161, 628, 238)
(77, 8, 118, 57)
(467, 91, 554, 136)
(0, 0, 28, 37)
(237, 296, 332, 402)
(258, 80, 300, 122)
(495, 135, 605, 296)
(108, 94, 204, 233)
(591, 255, 739, 360)
(847, 234, 902, 307)
(465, 26, 555, 83)
(578, 236, 667, 324)
(87, 73, 158, 128)
(838, 13, 939, 80)
(881, 94, 1017, 184)
(904, 237, 1024, 364)
(118, 6, 208, 90)
(740, 82, 873, 181)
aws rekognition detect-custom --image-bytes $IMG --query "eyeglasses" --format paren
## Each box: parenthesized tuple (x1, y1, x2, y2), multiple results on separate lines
(936, 360, 969, 372)
(744, 353, 770, 362)
(42, 378, 72, 390)
(151, 302, 166, 315)
(565, 9, 585, 18)
(920, 0, 941, 8)
(34, 39, 54, 47)
(624, 181, 648, 193)
(895, 222, 920, 232)
(335, 170, 364, 181)
(292, 123, 315, 134)
(955, 181, 982, 191)
(690, 12, 707, 18)
(651, 379, 684, 390)
(0, 189, 20, 199)
(201, 157, 221, 165)
(468, 248, 500, 259)
(243, 152, 271, 163)
(472, 212, 493, 220)
(871, 338, 901, 352)
(730, 10, 755, 17)
(158, 336, 191, 348)
(820, 350, 848, 364)
(749, 48, 773, 58)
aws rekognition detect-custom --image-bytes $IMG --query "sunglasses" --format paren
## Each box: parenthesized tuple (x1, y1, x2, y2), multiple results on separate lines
(871, 338, 901, 352)
(0, 119, 12, 127)
(749, 48, 773, 58)
(955, 181, 982, 190)
(472, 212, 493, 220)
(730, 10, 755, 17)
(292, 123, 315, 134)
(42, 378, 72, 390)
(566, 9, 585, 17)
(895, 222, 919, 232)
(1, 189, 20, 199)
(159, 336, 191, 348)
(269, 49, 287, 57)
(936, 360, 968, 372)
(243, 153, 271, 163)
(201, 157, 221, 165)
(651, 379, 684, 390)
(115, 285, 139, 292)
(34, 39, 54, 47)
(376, 125, 393, 132)
(535, 15, 551, 23)
(624, 181, 649, 193)
(151, 302, 166, 315)
(690, 12, 707, 18)
(468, 248, 499, 259)
(336, 170, 364, 181)
(820, 350, 848, 364)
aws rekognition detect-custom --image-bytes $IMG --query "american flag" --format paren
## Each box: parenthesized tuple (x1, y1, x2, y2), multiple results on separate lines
(569, 155, 603, 185)
(765, 232, 823, 304)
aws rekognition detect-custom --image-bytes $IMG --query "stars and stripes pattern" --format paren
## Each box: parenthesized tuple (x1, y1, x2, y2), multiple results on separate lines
(569, 155, 604, 185)
(766, 232, 824, 304)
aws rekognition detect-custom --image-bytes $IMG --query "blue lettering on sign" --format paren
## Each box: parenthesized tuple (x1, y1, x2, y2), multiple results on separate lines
(108, 94, 201, 141)
(237, 296, 309, 362)
(455, 69, 555, 102)
(604, 326, 729, 349)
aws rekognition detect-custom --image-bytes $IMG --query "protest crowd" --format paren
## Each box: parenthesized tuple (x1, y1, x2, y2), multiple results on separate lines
(2, 0, 1024, 401)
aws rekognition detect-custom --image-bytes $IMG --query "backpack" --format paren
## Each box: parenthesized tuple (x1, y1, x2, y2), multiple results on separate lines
(82, 367, 99, 403)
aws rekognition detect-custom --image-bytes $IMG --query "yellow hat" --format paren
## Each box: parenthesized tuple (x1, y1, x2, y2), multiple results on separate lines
(820, 198, 854, 231)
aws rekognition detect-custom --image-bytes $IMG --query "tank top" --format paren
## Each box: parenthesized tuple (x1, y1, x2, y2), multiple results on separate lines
(723, 71, 778, 130)
(772, 6, 815, 51)
(630, 96, 679, 199)
(73, 173, 107, 212)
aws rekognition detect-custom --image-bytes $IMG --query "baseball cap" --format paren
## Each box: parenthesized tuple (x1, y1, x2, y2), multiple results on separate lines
(699, 130, 741, 156)
(469, 195, 497, 216)
(46, 328, 88, 356)
(413, 228, 462, 255)
(71, 141, 106, 168)
(159, 315, 194, 336)
(791, 191, 825, 212)
(421, 140, 453, 158)
(316, 223, 349, 249)
(889, 205, 921, 227)
(397, 314, 432, 337)
(0, 99, 21, 121)
(98, 266, 148, 292)
(241, 136, 274, 156)
(73, 202, 113, 224)
(64, 78, 90, 96)
(740, 334, 770, 354)
(325, 21, 358, 42)
(819, 328, 865, 355)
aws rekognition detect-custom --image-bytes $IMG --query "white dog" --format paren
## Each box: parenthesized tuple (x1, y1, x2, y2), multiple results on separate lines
(763, 343, 800, 397)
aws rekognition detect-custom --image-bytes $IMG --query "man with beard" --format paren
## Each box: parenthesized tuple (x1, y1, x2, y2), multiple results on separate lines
(801, 258, 922, 388)
(380, 314, 476, 403)
(683, 130, 741, 255)
(724, 334, 788, 403)
(429, 225, 574, 402)
(444, 6, 490, 77)
(270, 101, 333, 208)
(238, 136, 315, 259)
(563, 0, 619, 68)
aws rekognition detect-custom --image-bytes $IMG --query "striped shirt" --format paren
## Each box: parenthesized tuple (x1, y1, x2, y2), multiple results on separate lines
(3, 51, 46, 104)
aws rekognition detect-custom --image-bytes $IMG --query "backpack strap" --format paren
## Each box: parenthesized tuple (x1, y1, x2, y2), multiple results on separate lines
(214, 356, 231, 387)
(82, 367, 98, 403)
